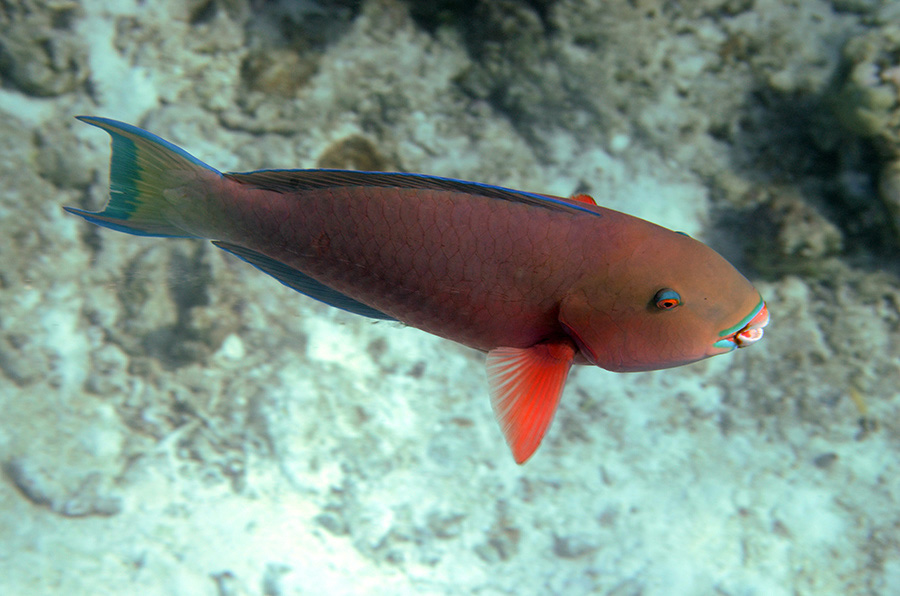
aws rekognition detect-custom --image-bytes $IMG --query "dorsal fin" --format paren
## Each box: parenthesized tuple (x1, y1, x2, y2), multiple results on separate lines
(224, 169, 602, 217)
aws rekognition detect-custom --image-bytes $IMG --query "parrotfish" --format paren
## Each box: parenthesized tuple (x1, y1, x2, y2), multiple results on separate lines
(66, 117, 769, 463)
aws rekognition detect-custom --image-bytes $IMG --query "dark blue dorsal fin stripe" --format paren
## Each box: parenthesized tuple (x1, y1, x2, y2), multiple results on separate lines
(211, 241, 397, 321)
(224, 169, 601, 217)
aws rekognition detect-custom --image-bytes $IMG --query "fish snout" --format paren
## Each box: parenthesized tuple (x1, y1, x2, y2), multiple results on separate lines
(711, 300, 769, 353)
(734, 301, 769, 348)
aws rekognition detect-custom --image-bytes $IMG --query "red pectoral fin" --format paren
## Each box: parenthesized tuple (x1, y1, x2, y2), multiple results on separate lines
(569, 193, 597, 205)
(486, 339, 577, 464)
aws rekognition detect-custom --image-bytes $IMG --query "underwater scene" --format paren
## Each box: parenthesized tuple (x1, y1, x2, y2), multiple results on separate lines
(1, 0, 899, 594)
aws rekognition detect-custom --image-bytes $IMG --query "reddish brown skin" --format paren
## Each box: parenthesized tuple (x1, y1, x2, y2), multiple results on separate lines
(209, 182, 590, 350)
(197, 177, 759, 372)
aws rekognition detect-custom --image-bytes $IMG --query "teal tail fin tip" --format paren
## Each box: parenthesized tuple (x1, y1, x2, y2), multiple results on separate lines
(65, 116, 220, 238)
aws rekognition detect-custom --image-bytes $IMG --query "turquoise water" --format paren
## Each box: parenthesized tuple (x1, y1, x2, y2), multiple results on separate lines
(0, 1, 898, 594)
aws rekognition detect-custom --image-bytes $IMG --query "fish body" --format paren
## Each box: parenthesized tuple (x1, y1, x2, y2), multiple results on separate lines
(67, 117, 769, 463)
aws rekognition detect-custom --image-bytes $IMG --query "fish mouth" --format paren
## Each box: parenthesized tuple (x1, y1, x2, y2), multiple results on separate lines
(712, 299, 769, 351)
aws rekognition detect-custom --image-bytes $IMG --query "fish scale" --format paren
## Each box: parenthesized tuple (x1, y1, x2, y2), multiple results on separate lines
(233, 185, 575, 348)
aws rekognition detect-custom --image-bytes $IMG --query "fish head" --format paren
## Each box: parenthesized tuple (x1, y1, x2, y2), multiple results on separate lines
(560, 228, 768, 372)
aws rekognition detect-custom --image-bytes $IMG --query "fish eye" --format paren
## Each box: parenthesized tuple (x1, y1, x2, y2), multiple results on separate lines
(653, 288, 681, 310)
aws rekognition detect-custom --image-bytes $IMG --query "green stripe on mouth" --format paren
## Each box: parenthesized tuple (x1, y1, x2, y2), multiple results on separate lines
(718, 295, 765, 338)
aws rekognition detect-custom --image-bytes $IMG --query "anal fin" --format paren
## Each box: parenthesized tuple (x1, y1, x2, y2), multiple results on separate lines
(486, 339, 576, 464)
(212, 241, 396, 321)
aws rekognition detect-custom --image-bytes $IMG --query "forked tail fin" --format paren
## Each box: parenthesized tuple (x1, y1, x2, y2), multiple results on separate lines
(65, 116, 220, 238)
